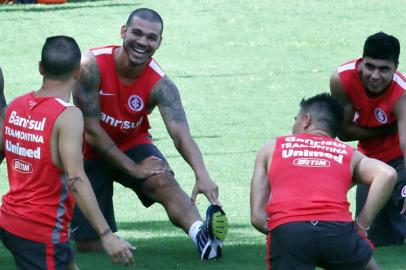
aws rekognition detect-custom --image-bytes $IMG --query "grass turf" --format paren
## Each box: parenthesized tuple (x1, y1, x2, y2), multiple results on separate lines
(1, 0, 406, 269)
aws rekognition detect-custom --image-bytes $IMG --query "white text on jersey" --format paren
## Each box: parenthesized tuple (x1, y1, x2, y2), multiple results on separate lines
(5, 127, 44, 143)
(5, 140, 41, 159)
(8, 111, 46, 131)
(100, 112, 143, 129)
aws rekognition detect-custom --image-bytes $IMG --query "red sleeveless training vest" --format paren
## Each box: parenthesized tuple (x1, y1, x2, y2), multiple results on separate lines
(266, 134, 354, 230)
(83, 45, 165, 159)
(338, 58, 405, 162)
(0, 92, 75, 244)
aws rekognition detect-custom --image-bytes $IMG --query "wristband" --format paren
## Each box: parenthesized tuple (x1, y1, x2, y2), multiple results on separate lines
(355, 217, 370, 231)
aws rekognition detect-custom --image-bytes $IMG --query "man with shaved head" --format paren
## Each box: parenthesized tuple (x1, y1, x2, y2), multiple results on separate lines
(71, 8, 228, 260)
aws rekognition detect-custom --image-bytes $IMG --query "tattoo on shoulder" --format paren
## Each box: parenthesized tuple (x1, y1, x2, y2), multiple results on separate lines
(153, 79, 187, 123)
(73, 55, 101, 117)
(66, 175, 83, 193)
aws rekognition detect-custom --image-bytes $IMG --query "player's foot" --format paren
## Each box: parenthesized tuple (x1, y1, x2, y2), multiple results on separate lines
(196, 205, 228, 260)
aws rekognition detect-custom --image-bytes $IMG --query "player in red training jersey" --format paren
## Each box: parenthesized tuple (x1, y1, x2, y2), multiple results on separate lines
(71, 8, 228, 260)
(0, 36, 154, 269)
(250, 93, 396, 270)
(330, 32, 406, 246)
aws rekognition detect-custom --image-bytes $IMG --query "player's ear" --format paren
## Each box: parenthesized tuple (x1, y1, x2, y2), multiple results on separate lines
(73, 67, 81, 80)
(121, 25, 127, 39)
(39, 61, 45, 75)
(303, 113, 312, 128)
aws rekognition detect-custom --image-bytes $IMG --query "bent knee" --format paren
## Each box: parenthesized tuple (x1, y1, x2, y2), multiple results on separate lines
(144, 172, 180, 193)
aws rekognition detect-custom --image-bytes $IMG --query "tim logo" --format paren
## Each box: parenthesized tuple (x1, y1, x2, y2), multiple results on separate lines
(12, 159, 33, 173)
(374, 108, 388, 124)
(293, 158, 330, 167)
(128, 95, 144, 112)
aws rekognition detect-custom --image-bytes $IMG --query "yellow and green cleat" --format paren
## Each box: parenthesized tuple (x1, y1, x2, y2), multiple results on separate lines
(196, 204, 229, 260)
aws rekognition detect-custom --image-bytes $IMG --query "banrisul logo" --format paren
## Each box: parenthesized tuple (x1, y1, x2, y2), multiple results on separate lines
(374, 108, 388, 124)
(128, 95, 144, 112)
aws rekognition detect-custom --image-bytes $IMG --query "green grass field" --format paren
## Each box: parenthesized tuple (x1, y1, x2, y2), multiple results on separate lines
(1, 0, 406, 269)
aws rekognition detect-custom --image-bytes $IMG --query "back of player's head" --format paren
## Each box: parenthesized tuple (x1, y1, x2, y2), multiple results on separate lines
(299, 93, 344, 137)
(41, 35, 81, 78)
(363, 32, 400, 64)
(126, 8, 163, 34)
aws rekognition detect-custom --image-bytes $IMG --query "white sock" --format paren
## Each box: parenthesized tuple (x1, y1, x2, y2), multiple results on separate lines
(188, 220, 203, 246)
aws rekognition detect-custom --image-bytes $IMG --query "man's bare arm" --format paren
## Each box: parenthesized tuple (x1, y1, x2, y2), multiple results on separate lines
(73, 51, 166, 179)
(56, 107, 134, 265)
(393, 94, 406, 214)
(150, 76, 220, 205)
(330, 70, 396, 141)
(351, 150, 396, 231)
(250, 141, 274, 234)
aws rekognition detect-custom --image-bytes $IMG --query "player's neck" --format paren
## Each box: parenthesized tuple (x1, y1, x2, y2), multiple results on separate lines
(35, 79, 72, 102)
(308, 129, 331, 138)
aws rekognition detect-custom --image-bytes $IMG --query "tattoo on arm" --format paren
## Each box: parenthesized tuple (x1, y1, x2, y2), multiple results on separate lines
(73, 54, 101, 118)
(152, 78, 187, 123)
(67, 175, 83, 193)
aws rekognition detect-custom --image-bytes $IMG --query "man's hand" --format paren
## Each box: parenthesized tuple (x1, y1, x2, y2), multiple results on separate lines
(132, 156, 168, 179)
(100, 231, 135, 266)
(191, 174, 221, 206)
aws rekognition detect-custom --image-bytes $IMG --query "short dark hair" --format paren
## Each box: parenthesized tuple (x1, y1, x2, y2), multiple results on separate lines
(126, 8, 163, 35)
(299, 93, 344, 137)
(363, 32, 400, 64)
(41, 35, 81, 78)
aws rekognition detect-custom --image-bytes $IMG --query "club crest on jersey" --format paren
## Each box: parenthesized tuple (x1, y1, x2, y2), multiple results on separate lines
(401, 185, 406, 198)
(352, 111, 360, 123)
(374, 108, 388, 124)
(128, 95, 144, 112)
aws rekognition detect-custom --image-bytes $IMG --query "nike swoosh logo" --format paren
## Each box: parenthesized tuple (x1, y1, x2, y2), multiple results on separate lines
(99, 90, 115, 96)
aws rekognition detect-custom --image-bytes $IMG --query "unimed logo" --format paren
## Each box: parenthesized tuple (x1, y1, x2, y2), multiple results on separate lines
(12, 159, 33, 173)
(293, 158, 330, 167)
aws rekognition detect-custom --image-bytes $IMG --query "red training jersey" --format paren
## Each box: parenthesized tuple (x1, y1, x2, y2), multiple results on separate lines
(83, 45, 166, 159)
(266, 134, 354, 230)
(0, 92, 75, 244)
(338, 58, 406, 162)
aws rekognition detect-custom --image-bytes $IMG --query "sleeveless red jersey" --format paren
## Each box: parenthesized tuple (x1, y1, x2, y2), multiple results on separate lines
(266, 134, 354, 230)
(338, 58, 406, 162)
(0, 92, 75, 244)
(83, 45, 166, 159)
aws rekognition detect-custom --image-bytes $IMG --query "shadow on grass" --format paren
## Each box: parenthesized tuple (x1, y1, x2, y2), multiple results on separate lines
(73, 221, 267, 270)
(2, 220, 405, 270)
(0, 1, 140, 12)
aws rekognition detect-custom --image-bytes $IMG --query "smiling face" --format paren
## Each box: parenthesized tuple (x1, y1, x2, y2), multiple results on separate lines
(360, 57, 398, 95)
(121, 16, 163, 67)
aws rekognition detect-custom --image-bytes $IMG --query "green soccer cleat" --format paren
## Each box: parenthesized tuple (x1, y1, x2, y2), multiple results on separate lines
(208, 205, 228, 241)
(195, 204, 228, 260)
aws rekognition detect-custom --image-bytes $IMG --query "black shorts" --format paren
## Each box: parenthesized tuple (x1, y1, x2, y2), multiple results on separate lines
(71, 144, 171, 241)
(0, 227, 74, 270)
(356, 157, 406, 246)
(267, 221, 373, 270)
